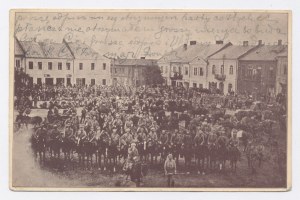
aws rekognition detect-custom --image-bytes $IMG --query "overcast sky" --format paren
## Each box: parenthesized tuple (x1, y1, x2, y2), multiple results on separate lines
(14, 11, 289, 59)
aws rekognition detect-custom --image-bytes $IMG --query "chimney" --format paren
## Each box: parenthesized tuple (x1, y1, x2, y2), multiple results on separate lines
(183, 44, 187, 50)
(190, 41, 197, 45)
(216, 40, 223, 44)
(258, 40, 262, 45)
(140, 57, 145, 59)
(243, 41, 248, 46)
(278, 39, 282, 45)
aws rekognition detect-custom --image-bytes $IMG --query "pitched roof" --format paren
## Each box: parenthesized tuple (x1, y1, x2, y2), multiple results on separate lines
(239, 45, 288, 61)
(159, 42, 231, 63)
(19, 41, 45, 58)
(14, 38, 25, 56)
(115, 59, 158, 66)
(66, 42, 101, 60)
(38, 42, 74, 59)
(209, 45, 258, 60)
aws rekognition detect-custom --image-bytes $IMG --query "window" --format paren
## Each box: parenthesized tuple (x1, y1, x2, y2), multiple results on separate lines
(15, 60, 20, 68)
(221, 65, 224, 75)
(37, 78, 42, 85)
(38, 62, 42, 70)
(91, 63, 95, 70)
(91, 79, 95, 85)
(229, 65, 233, 74)
(29, 61, 33, 69)
(247, 68, 253, 77)
(194, 67, 198, 75)
(193, 83, 197, 88)
(76, 78, 85, 86)
(66, 63, 71, 70)
(79, 63, 83, 70)
(102, 79, 106, 85)
(58, 62, 62, 70)
(199, 67, 203, 76)
(212, 65, 216, 74)
(179, 66, 182, 74)
(185, 67, 188, 75)
(173, 66, 176, 73)
(165, 66, 168, 74)
(48, 62, 52, 70)
(283, 65, 287, 75)
(199, 84, 203, 89)
(103, 63, 106, 70)
(114, 68, 117, 74)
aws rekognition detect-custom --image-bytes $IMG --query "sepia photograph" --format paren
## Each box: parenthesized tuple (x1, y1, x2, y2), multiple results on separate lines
(9, 10, 291, 191)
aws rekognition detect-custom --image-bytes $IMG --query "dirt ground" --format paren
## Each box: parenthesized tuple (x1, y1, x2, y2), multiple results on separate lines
(11, 109, 287, 188)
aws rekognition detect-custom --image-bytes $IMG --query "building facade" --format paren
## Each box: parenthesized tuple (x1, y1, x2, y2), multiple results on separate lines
(66, 41, 111, 86)
(275, 53, 288, 95)
(207, 41, 259, 94)
(158, 41, 232, 88)
(111, 58, 158, 86)
(14, 38, 111, 86)
(237, 41, 288, 97)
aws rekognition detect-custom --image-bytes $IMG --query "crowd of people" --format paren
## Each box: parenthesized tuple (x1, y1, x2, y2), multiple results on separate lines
(14, 79, 287, 187)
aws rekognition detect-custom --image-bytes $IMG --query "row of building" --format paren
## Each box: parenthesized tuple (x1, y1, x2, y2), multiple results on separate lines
(158, 40, 288, 96)
(14, 37, 157, 88)
(14, 37, 288, 96)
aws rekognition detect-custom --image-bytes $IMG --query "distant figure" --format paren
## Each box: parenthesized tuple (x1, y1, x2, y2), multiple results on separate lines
(164, 153, 177, 187)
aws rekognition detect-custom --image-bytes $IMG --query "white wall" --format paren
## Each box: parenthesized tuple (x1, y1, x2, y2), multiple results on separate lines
(73, 58, 111, 86)
(207, 59, 237, 93)
(189, 59, 207, 88)
(25, 57, 74, 85)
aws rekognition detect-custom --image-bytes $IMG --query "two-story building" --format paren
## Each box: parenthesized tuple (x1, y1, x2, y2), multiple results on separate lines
(237, 40, 288, 97)
(16, 39, 74, 86)
(111, 58, 158, 86)
(14, 38, 111, 86)
(207, 41, 260, 94)
(158, 41, 232, 88)
(275, 49, 288, 95)
(65, 40, 111, 86)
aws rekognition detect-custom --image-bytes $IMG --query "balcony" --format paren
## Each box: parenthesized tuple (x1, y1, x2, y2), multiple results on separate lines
(170, 72, 183, 80)
(214, 74, 226, 81)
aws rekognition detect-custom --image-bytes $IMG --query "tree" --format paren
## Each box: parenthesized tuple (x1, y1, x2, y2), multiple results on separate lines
(144, 65, 164, 85)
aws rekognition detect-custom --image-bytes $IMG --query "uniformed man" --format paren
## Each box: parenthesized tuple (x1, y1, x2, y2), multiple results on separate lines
(194, 129, 205, 147)
(164, 153, 177, 187)
(228, 129, 239, 148)
(99, 129, 111, 146)
(77, 125, 87, 145)
(64, 124, 76, 142)
(128, 142, 139, 162)
(217, 133, 228, 148)
(111, 128, 120, 147)
(160, 130, 169, 146)
(87, 128, 96, 145)
(207, 131, 218, 150)
(91, 116, 99, 131)
(120, 128, 133, 148)
(137, 127, 147, 143)
(33, 124, 47, 139)
(50, 125, 61, 140)
(147, 126, 158, 144)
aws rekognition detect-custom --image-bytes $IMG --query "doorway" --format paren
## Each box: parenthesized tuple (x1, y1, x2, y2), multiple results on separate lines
(45, 78, 53, 86)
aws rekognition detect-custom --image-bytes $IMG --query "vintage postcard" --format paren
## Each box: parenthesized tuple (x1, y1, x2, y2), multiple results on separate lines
(9, 9, 291, 191)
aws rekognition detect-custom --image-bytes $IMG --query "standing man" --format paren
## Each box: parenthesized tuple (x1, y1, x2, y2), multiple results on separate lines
(81, 107, 87, 123)
(164, 153, 177, 187)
